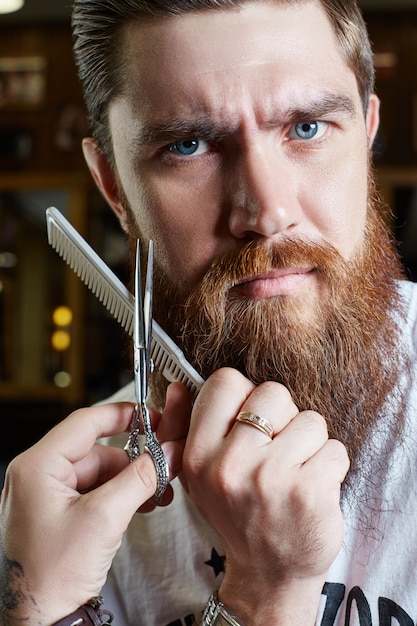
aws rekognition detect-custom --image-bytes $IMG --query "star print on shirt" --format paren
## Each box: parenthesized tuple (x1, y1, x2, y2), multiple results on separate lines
(204, 547, 226, 577)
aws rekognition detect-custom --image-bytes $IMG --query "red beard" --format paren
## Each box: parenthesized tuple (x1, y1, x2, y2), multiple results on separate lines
(124, 168, 409, 492)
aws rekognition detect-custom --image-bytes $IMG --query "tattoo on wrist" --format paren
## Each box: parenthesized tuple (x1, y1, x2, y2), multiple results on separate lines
(0, 534, 40, 624)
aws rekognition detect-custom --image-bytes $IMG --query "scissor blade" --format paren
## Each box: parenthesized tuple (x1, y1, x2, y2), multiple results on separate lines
(144, 240, 154, 374)
(134, 239, 145, 350)
(133, 239, 148, 406)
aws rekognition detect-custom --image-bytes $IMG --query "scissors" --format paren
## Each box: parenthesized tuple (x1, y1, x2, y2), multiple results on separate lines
(124, 239, 169, 502)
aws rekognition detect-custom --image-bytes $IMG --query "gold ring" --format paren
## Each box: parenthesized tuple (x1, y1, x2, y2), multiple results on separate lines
(236, 411, 274, 439)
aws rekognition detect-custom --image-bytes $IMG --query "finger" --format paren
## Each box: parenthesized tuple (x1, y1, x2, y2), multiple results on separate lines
(38, 403, 136, 463)
(89, 439, 184, 520)
(187, 368, 255, 451)
(230, 381, 299, 445)
(270, 410, 330, 466)
(73, 433, 185, 502)
(136, 437, 186, 512)
(301, 438, 350, 488)
(73, 444, 130, 492)
(154, 382, 192, 442)
(137, 484, 174, 513)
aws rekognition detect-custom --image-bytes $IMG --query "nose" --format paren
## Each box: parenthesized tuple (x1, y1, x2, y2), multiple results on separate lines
(228, 140, 302, 240)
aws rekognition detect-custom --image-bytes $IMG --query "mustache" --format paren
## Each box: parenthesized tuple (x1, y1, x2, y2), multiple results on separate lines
(197, 237, 346, 294)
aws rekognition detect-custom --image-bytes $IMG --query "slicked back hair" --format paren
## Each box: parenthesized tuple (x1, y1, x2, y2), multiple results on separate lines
(72, 0, 375, 160)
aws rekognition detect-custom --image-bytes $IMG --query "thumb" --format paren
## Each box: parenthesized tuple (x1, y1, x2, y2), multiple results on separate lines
(88, 439, 184, 525)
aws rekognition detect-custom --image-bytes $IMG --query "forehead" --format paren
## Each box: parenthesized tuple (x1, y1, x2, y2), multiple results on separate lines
(111, 1, 360, 135)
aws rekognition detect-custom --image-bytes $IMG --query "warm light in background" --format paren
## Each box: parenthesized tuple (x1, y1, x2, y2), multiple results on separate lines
(52, 305, 73, 327)
(51, 329, 71, 352)
(50, 306, 73, 384)
(0, 0, 24, 14)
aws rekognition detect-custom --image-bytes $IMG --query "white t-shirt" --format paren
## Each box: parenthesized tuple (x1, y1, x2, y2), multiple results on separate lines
(101, 280, 417, 626)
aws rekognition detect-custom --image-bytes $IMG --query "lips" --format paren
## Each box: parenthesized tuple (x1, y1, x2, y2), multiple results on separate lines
(232, 267, 314, 299)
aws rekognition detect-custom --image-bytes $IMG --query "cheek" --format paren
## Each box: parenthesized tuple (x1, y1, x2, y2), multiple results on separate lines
(305, 155, 368, 260)
(124, 173, 223, 290)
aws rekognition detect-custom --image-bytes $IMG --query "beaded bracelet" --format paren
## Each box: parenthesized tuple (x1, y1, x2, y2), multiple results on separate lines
(51, 596, 113, 626)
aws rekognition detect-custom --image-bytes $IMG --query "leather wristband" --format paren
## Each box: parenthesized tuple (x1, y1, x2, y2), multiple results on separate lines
(51, 597, 113, 626)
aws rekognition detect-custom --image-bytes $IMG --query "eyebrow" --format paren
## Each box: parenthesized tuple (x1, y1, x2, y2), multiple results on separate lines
(134, 116, 229, 148)
(283, 94, 357, 124)
(134, 94, 358, 148)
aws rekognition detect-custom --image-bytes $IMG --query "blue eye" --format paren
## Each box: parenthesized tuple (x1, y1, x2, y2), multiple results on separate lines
(168, 138, 209, 156)
(290, 121, 327, 140)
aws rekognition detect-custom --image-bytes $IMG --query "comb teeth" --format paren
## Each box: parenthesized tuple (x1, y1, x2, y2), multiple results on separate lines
(151, 342, 200, 397)
(46, 207, 204, 398)
(47, 209, 134, 336)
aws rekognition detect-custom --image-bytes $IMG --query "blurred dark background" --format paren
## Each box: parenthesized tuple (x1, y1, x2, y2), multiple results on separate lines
(1, 0, 417, 482)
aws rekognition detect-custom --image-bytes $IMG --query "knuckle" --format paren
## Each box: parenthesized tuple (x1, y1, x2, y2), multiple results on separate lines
(290, 472, 317, 509)
(185, 446, 243, 499)
(299, 410, 328, 432)
(257, 381, 294, 404)
(290, 410, 329, 445)
(327, 439, 350, 470)
(207, 367, 248, 390)
(251, 463, 274, 499)
(212, 452, 244, 494)
(183, 442, 206, 478)
(5, 450, 37, 485)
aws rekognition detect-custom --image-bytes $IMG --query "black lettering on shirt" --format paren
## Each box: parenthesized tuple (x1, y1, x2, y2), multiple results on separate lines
(345, 586, 372, 625)
(320, 583, 415, 625)
(378, 597, 413, 626)
(321, 582, 346, 625)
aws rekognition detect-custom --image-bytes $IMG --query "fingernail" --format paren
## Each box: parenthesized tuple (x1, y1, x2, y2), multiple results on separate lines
(161, 441, 184, 478)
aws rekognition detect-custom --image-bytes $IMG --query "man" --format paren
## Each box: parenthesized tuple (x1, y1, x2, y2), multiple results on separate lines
(1, 1, 417, 625)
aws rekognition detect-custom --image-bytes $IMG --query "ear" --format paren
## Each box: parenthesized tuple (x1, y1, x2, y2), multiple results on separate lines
(82, 137, 126, 222)
(365, 94, 380, 149)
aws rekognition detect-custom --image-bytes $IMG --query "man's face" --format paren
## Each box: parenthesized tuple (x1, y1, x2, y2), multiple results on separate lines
(85, 1, 407, 487)
(106, 1, 379, 317)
